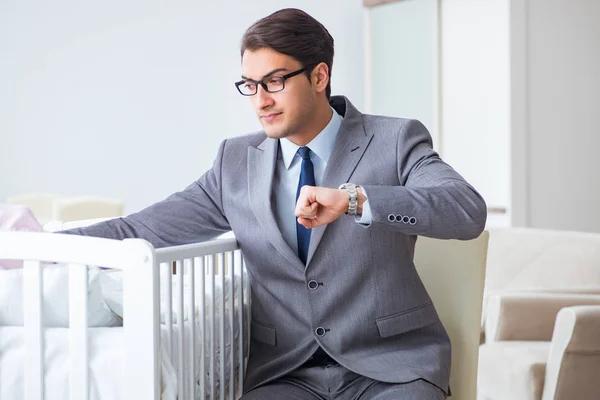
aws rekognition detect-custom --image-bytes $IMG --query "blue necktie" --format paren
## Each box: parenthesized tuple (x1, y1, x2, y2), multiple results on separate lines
(296, 147, 315, 264)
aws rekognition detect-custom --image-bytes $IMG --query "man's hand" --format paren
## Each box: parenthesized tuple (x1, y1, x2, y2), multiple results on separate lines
(295, 186, 365, 229)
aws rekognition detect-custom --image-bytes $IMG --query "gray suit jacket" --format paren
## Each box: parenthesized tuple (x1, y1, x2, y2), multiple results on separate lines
(65, 96, 487, 395)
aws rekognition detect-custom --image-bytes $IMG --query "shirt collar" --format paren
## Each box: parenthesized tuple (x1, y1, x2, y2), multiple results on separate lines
(280, 107, 343, 169)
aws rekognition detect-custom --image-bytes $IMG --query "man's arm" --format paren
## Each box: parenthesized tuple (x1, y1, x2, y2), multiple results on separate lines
(296, 119, 487, 240)
(61, 140, 231, 248)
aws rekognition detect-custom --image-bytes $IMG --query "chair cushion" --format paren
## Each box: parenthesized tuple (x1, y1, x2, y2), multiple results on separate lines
(478, 341, 549, 400)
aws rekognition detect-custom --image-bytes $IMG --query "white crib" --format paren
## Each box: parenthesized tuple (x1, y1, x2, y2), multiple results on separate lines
(0, 231, 250, 400)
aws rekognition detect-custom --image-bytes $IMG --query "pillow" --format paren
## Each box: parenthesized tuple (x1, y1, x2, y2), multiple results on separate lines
(0, 204, 43, 269)
(97, 269, 124, 318)
(96, 269, 246, 324)
(159, 272, 244, 324)
(0, 264, 122, 327)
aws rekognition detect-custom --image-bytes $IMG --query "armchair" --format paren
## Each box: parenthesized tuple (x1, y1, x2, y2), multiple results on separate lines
(478, 293, 600, 400)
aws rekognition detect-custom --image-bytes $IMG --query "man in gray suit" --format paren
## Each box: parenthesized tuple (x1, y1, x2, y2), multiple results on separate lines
(64, 8, 486, 399)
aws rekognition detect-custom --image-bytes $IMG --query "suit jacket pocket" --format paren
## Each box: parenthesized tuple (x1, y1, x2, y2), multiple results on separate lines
(376, 302, 439, 338)
(251, 320, 277, 346)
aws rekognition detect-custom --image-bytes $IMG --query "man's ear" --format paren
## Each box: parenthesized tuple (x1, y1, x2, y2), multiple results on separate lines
(311, 62, 330, 94)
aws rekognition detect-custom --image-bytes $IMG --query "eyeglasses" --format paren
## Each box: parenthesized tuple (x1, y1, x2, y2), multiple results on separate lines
(234, 68, 306, 96)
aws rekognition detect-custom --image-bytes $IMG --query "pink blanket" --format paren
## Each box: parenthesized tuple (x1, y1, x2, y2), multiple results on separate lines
(0, 205, 43, 269)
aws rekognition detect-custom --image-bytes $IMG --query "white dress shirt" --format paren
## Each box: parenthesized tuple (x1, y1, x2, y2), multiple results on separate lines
(273, 107, 372, 253)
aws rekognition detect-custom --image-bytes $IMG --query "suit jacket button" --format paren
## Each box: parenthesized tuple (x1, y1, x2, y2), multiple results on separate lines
(409, 217, 417, 225)
(388, 214, 396, 222)
(308, 280, 319, 290)
(315, 327, 327, 337)
(402, 215, 410, 224)
(395, 214, 403, 222)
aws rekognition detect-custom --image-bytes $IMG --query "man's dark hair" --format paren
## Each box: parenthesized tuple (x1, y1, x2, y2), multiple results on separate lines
(241, 8, 335, 99)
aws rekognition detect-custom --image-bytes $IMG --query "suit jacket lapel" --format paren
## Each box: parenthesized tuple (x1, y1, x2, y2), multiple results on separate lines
(306, 97, 374, 265)
(248, 137, 306, 271)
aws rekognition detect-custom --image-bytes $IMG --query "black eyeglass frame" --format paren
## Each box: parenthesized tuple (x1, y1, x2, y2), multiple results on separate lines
(234, 68, 307, 96)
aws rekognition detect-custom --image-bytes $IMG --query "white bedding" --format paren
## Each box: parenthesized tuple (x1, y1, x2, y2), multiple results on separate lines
(0, 321, 245, 400)
(0, 269, 248, 399)
(104, 269, 248, 399)
(0, 265, 121, 327)
(0, 326, 178, 400)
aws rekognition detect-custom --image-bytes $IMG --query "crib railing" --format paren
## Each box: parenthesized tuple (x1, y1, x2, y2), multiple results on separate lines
(155, 237, 248, 400)
(0, 232, 248, 400)
(1, 232, 158, 400)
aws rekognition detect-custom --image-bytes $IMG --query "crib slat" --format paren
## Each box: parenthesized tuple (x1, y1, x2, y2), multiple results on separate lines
(23, 260, 44, 400)
(69, 264, 89, 400)
(219, 252, 226, 400)
(176, 260, 185, 399)
(198, 256, 206, 399)
(186, 258, 196, 400)
(209, 254, 216, 400)
(244, 257, 251, 387)
(236, 251, 244, 397)
(160, 262, 173, 359)
(228, 251, 235, 400)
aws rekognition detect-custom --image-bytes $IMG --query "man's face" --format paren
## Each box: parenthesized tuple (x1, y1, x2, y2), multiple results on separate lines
(241, 48, 316, 142)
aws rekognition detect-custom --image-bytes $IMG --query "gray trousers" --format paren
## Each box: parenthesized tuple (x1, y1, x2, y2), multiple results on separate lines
(240, 364, 446, 400)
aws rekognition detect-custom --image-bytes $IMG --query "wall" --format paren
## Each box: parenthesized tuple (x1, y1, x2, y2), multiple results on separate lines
(441, 0, 510, 227)
(0, 0, 365, 213)
(512, 0, 600, 232)
(367, 0, 511, 227)
(368, 0, 439, 144)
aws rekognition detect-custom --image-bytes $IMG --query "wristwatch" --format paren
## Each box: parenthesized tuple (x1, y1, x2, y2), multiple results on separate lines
(339, 183, 359, 216)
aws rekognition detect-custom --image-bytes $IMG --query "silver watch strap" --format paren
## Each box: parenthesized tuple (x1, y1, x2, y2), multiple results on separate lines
(339, 183, 359, 215)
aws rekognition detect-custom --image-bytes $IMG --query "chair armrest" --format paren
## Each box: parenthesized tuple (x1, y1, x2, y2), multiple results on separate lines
(485, 293, 600, 342)
(542, 306, 600, 400)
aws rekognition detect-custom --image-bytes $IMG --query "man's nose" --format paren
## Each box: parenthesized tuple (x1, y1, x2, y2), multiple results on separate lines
(255, 84, 274, 109)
